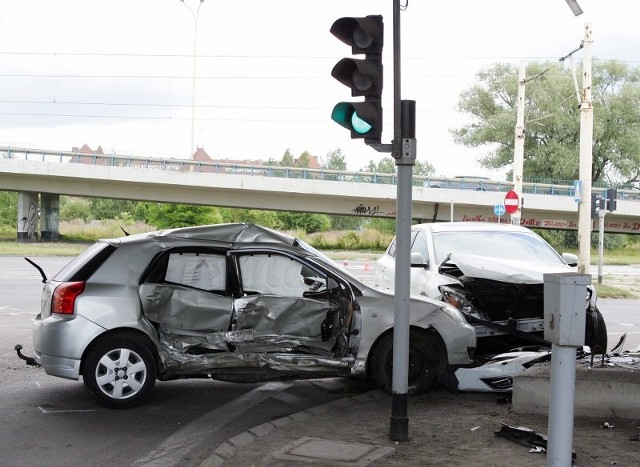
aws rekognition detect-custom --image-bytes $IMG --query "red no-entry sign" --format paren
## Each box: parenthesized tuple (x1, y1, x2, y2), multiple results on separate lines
(504, 190, 519, 214)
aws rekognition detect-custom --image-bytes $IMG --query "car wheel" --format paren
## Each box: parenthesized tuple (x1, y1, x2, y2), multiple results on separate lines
(83, 337, 157, 409)
(370, 330, 444, 396)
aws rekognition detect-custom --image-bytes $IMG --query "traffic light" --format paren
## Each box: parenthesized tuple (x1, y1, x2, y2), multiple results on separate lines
(330, 15, 384, 145)
(605, 188, 618, 212)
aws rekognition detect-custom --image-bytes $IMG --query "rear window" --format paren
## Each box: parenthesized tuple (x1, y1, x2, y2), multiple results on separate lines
(53, 241, 117, 282)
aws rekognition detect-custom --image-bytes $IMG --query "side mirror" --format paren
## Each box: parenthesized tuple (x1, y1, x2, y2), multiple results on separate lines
(562, 252, 579, 267)
(410, 252, 428, 269)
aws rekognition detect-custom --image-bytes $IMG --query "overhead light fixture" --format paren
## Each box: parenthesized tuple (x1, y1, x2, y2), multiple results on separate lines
(565, 0, 583, 16)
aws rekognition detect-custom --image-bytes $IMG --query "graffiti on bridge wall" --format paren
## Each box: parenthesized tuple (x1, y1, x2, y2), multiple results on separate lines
(19, 202, 38, 239)
(351, 204, 382, 216)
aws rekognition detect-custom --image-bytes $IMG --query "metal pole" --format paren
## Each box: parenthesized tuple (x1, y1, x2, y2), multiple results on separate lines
(180, 0, 205, 157)
(389, 0, 415, 443)
(547, 344, 578, 467)
(598, 203, 605, 284)
(577, 23, 593, 275)
(511, 61, 526, 226)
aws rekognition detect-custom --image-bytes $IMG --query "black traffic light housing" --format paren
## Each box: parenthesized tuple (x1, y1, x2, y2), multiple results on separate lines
(605, 188, 617, 212)
(330, 15, 383, 145)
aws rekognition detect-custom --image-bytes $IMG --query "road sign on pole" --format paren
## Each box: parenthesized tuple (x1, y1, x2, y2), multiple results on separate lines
(494, 203, 506, 216)
(504, 190, 519, 214)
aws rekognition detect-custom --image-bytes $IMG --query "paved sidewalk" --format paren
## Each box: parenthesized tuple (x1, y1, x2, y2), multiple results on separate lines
(199, 388, 640, 467)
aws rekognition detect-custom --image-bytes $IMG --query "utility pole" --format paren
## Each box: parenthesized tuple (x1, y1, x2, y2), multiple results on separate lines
(511, 61, 526, 226)
(577, 23, 593, 275)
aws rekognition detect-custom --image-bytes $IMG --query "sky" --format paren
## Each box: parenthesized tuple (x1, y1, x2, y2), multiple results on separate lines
(0, 0, 639, 179)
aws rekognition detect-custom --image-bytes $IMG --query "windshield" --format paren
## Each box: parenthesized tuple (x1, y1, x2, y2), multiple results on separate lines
(432, 231, 564, 266)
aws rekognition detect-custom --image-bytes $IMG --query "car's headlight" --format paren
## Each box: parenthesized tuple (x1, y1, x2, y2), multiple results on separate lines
(439, 285, 488, 321)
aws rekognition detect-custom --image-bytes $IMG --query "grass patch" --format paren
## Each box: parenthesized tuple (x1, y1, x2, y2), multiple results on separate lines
(0, 241, 90, 256)
(593, 283, 638, 299)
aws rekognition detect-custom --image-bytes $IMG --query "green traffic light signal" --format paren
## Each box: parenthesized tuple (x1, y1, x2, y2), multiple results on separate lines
(331, 102, 380, 139)
(330, 15, 383, 145)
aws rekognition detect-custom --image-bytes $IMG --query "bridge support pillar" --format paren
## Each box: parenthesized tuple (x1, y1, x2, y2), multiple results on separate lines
(17, 191, 39, 242)
(40, 193, 60, 241)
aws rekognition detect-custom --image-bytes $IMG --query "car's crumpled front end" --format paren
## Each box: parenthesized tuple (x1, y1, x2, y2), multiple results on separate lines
(437, 252, 607, 355)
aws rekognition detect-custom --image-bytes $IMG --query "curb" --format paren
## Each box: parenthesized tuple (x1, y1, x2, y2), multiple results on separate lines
(199, 390, 385, 466)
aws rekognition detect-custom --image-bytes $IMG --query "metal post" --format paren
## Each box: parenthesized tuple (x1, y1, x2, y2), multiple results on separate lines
(180, 0, 205, 157)
(577, 24, 593, 275)
(547, 344, 577, 467)
(389, 0, 415, 442)
(511, 61, 526, 226)
(598, 202, 605, 284)
(544, 272, 589, 467)
(390, 100, 416, 440)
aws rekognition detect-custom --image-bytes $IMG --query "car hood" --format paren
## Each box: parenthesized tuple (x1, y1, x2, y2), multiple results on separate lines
(440, 253, 572, 284)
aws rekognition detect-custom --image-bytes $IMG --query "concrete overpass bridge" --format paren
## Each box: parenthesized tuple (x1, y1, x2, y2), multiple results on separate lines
(1, 146, 639, 240)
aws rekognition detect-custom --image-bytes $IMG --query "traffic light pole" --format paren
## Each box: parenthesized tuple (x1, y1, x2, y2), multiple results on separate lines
(390, 101, 416, 442)
(389, 0, 415, 442)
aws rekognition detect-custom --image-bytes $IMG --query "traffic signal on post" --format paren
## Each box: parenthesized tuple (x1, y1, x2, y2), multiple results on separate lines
(330, 15, 383, 145)
(605, 188, 617, 212)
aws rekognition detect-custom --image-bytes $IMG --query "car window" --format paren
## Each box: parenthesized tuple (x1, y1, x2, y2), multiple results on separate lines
(164, 252, 227, 292)
(53, 241, 116, 282)
(238, 253, 326, 297)
(411, 230, 429, 263)
(432, 231, 564, 265)
(387, 239, 396, 258)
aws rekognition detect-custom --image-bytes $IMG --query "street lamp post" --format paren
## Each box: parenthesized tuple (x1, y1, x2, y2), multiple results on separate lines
(180, 0, 205, 157)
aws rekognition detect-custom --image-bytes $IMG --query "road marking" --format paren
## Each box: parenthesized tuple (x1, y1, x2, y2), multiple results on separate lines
(38, 406, 96, 414)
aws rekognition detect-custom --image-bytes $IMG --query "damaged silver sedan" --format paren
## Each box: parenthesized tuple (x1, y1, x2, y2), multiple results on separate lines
(27, 223, 476, 408)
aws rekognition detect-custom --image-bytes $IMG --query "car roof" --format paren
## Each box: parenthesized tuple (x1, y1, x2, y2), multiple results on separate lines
(105, 223, 297, 246)
(412, 222, 533, 234)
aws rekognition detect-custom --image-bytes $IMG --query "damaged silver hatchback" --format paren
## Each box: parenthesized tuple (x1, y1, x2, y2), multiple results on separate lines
(28, 223, 476, 408)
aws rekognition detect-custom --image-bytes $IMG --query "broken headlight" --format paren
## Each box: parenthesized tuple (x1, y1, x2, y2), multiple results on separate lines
(439, 284, 487, 321)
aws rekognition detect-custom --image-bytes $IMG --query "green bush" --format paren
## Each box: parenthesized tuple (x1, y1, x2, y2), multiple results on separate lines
(305, 229, 392, 251)
(60, 197, 91, 221)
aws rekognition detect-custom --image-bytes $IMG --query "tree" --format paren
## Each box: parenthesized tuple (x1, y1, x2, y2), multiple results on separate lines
(60, 197, 91, 221)
(295, 150, 313, 168)
(146, 203, 221, 229)
(0, 191, 17, 226)
(367, 157, 396, 174)
(323, 149, 347, 171)
(280, 149, 294, 167)
(451, 61, 640, 185)
(276, 211, 330, 234)
(415, 159, 435, 177)
(89, 198, 138, 220)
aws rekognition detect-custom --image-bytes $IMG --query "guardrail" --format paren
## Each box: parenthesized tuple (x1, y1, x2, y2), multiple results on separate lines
(2, 145, 639, 201)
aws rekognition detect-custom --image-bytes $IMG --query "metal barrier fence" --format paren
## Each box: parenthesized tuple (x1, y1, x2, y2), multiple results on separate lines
(2, 146, 638, 201)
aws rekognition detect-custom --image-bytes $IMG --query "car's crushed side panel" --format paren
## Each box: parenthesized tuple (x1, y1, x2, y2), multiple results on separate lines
(150, 320, 355, 382)
(140, 284, 233, 332)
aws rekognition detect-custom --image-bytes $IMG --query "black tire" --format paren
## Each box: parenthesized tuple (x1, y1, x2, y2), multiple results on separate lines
(585, 303, 608, 355)
(370, 330, 445, 396)
(83, 337, 157, 409)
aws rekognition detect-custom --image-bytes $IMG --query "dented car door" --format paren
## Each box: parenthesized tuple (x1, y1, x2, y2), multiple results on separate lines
(231, 250, 357, 360)
(140, 250, 234, 352)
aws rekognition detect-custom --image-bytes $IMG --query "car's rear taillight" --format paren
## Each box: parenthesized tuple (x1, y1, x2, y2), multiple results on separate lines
(51, 281, 85, 315)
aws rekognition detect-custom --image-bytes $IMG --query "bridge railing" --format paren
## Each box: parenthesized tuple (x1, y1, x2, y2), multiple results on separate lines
(2, 145, 639, 201)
